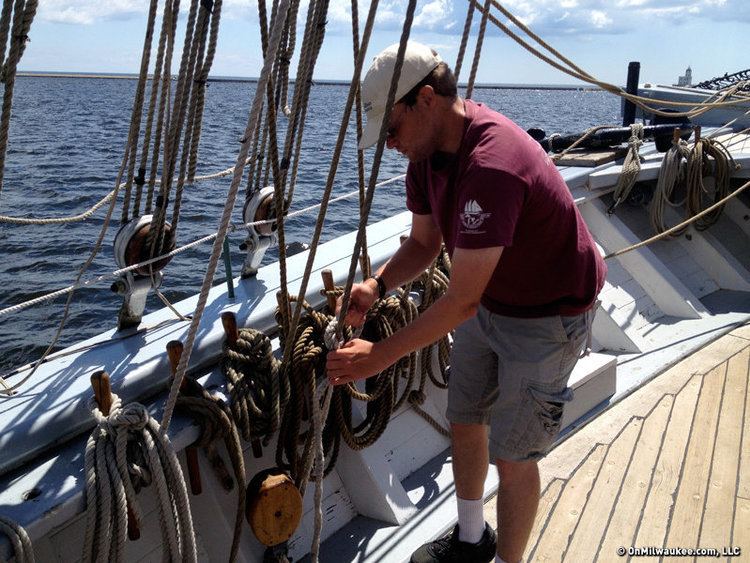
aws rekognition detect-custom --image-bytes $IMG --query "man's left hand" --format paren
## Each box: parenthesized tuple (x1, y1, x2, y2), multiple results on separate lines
(326, 339, 390, 385)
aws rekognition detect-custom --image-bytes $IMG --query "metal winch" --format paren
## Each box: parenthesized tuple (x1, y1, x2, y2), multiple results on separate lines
(240, 186, 278, 277)
(112, 214, 175, 330)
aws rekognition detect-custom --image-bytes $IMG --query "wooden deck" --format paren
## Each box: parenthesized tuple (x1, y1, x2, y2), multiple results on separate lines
(485, 322, 750, 561)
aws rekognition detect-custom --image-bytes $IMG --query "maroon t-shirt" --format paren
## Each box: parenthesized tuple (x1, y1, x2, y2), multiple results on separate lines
(406, 100, 606, 318)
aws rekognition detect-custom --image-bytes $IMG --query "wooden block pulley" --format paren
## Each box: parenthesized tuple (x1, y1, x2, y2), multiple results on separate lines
(245, 468, 302, 547)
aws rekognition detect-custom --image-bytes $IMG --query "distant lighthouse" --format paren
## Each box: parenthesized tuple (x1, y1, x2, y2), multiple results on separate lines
(677, 66, 692, 87)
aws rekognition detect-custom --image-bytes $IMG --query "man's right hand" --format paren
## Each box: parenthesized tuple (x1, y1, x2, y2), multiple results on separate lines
(338, 279, 379, 327)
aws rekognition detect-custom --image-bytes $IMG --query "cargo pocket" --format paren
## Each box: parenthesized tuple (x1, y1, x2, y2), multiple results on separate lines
(527, 384, 574, 436)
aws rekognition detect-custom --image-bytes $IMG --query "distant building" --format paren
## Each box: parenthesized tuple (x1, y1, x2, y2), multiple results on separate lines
(677, 66, 692, 87)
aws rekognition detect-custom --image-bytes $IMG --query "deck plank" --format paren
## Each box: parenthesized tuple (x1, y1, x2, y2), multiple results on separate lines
(665, 363, 727, 548)
(700, 348, 749, 548)
(734, 497, 750, 558)
(563, 419, 643, 563)
(598, 395, 674, 559)
(634, 375, 702, 548)
(738, 349, 750, 501)
(530, 444, 608, 563)
(523, 479, 565, 561)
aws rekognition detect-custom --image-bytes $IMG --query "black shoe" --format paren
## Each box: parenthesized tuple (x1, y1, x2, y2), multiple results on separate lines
(410, 523, 497, 563)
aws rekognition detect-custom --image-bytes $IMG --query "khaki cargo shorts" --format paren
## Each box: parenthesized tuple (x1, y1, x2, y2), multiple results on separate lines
(446, 305, 592, 462)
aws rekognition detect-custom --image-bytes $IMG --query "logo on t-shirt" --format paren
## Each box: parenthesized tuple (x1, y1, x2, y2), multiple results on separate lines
(460, 199, 491, 234)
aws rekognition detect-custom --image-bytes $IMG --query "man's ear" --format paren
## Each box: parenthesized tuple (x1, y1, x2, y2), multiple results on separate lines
(418, 84, 435, 107)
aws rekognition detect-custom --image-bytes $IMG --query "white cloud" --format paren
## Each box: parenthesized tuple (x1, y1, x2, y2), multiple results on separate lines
(40, 0, 148, 24)
(414, 0, 452, 29)
(589, 9, 611, 27)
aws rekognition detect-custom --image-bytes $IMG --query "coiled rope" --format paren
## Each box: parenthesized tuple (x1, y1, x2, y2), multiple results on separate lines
(222, 328, 289, 442)
(648, 136, 691, 235)
(607, 123, 644, 215)
(0, 516, 33, 563)
(685, 137, 735, 230)
(82, 395, 196, 563)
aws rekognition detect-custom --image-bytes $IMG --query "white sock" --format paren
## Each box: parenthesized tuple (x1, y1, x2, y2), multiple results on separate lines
(456, 496, 484, 544)
(494, 556, 507, 563)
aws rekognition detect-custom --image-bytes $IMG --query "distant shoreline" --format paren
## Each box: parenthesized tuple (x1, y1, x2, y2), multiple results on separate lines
(17, 71, 601, 91)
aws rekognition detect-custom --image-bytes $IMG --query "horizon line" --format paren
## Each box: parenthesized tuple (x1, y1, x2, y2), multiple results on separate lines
(16, 70, 606, 91)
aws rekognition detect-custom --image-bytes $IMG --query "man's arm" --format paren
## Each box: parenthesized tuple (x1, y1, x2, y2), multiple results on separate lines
(343, 213, 442, 326)
(328, 245, 504, 384)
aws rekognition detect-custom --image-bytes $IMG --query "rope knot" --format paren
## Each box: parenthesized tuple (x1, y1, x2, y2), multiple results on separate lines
(324, 320, 343, 351)
(109, 402, 151, 431)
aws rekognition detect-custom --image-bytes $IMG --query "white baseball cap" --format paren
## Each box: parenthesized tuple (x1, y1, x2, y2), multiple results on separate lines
(358, 41, 442, 150)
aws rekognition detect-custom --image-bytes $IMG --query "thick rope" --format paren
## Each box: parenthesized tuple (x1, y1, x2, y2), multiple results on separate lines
(336, 0, 418, 335)
(453, 1, 474, 82)
(649, 137, 691, 235)
(160, 0, 293, 434)
(82, 395, 196, 563)
(0, 0, 38, 198)
(465, 0, 490, 100)
(0, 516, 34, 563)
(222, 328, 289, 441)
(607, 123, 644, 215)
(685, 137, 735, 230)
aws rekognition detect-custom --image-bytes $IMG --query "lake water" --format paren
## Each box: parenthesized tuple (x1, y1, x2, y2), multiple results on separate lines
(0, 77, 620, 372)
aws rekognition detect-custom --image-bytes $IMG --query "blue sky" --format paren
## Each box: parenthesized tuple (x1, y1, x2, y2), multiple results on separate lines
(23, 0, 746, 86)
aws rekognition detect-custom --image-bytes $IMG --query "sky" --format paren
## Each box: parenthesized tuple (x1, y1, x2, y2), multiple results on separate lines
(21, 0, 746, 86)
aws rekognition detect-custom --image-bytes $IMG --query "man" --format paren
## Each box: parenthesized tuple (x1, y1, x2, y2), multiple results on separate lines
(326, 42, 606, 563)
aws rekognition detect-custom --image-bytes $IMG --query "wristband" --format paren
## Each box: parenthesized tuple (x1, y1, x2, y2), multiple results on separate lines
(372, 274, 387, 300)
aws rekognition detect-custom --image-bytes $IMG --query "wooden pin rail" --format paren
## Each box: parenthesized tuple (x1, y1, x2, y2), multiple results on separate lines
(90, 370, 141, 541)
(166, 341, 203, 496)
(321, 269, 337, 312)
(221, 312, 264, 458)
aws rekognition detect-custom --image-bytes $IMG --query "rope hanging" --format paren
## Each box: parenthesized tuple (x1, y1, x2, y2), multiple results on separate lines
(685, 136, 735, 231)
(160, 0, 293, 434)
(0, 0, 38, 199)
(465, 0, 491, 100)
(607, 123, 644, 215)
(0, 515, 34, 563)
(82, 395, 197, 563)
(649, 136, 691, 236)
(453, 1, 474, 82)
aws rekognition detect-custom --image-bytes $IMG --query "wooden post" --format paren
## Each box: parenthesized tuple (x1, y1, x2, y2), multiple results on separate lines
(622, 61, 640, 126)
(321, 269, 337, 312)
(90, 371, 141, 541)
(220, 312, 263, 458)
(166, 340, 203, 496)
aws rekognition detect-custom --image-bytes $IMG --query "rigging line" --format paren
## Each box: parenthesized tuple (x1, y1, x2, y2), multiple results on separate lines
(465, 0, 490, 100)
(470, 0, 750, 117)
(0, 0, 184, 396)
(453, 0, 474, 82)
(121, 0, 161, 223)
(0, 176, 405, 319)
(0, 157, 257, 225)
(337, 0, 418, 337)
(276, 0, 383, 374)
(159, 0, 294, 434)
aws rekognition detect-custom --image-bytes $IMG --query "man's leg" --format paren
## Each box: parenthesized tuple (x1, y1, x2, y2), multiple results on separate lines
(452, 423, 489, 498)
(494, 459, 540, 563)
(452, 423, 489, 544)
